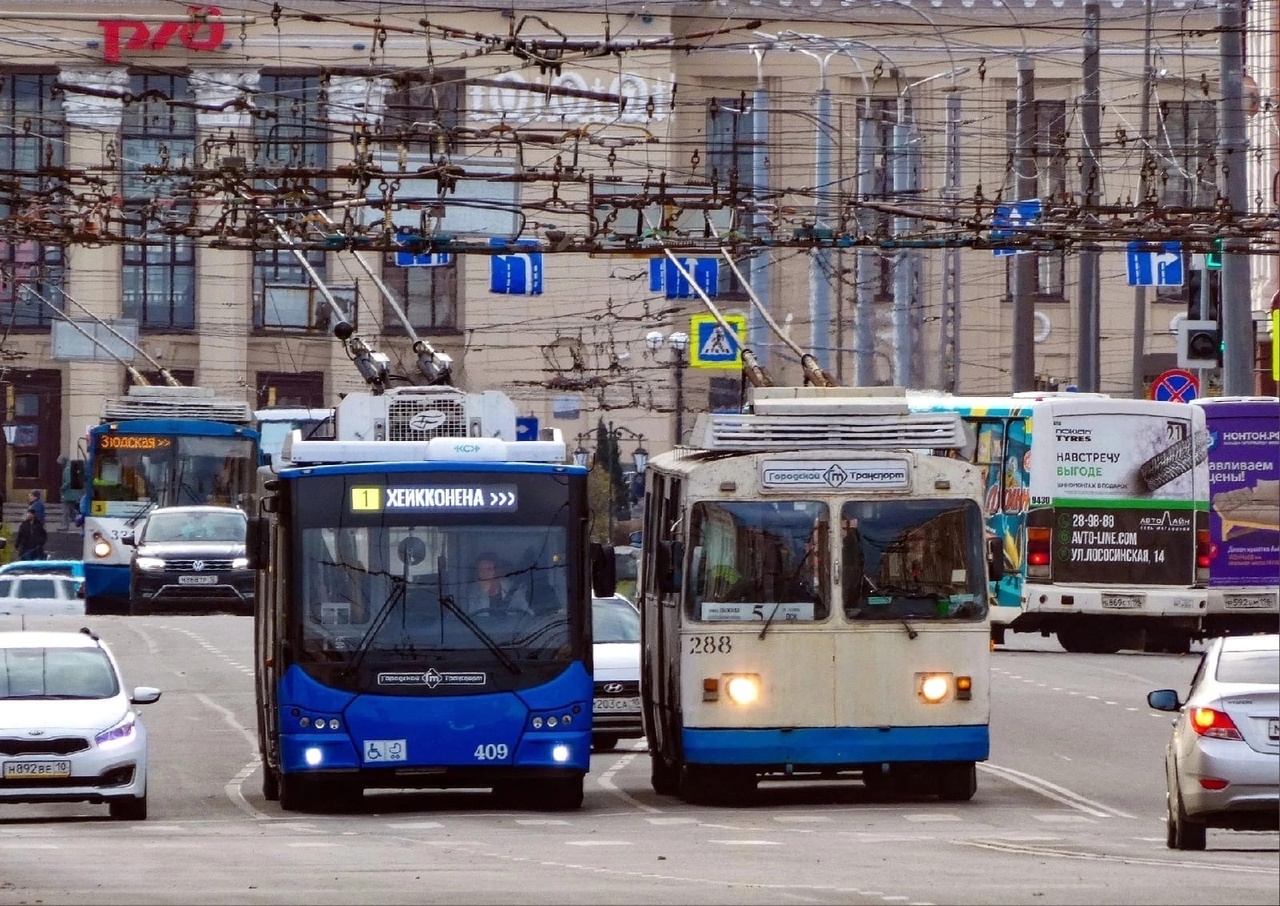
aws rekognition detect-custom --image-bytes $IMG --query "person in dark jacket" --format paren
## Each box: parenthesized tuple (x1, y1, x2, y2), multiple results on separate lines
(16, 507, 47, 560)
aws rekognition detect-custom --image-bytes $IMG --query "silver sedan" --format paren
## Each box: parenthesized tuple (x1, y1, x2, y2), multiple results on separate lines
(1148, 633, 1280, 850)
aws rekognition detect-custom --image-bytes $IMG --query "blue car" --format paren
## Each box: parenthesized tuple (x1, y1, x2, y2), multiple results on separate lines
(0, 559, 86, 583)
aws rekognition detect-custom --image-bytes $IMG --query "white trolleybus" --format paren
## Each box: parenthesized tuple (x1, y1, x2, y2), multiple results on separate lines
(637, 387, 995, 804)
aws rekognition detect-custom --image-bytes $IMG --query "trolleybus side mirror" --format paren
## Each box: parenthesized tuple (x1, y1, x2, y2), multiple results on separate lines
(246, 516, 269, 570)
(987, 537, 1004, 582)
(590, 542, 617, 597)
(656, 540, 684, 594)
(120, 532, 136, 547)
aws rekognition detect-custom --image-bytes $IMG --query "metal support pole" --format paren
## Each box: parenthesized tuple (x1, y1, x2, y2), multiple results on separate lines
(748, 79, 772, 368)
(1131, 0, 1155, 397)
(891, 106, 913, 387)
(1011, 54, 1037, 392)
(1220, 0, 1254, 395)
(854, 108, 878, 386)
(940, 91, 962, 393)
(1078, 2, 1102, 392)
(674, 356, 685, 444)
(811, 84, 833, 372)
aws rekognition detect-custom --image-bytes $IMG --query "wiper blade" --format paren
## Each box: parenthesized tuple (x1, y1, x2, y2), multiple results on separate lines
(437, 593, 521, 675)
(342, 577, 408, 680)
(125, 500, 156, 527)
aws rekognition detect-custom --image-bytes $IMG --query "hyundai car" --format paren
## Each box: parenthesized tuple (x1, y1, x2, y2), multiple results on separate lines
(1148, 633, 1279, 850)
(0, 628, 161, 820)
(592, 594, 643, 752)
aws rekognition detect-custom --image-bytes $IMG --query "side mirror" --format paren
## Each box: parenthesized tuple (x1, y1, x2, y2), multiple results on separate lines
(590, 542, 617, 597)
(245, 516, 270, 570)
(120, 533, 136, 547)
(131, 686, 162, 705)
(986, 537, 1005, 582)
(1146, 689, 1181, 712)
(656, 540, 684, 594)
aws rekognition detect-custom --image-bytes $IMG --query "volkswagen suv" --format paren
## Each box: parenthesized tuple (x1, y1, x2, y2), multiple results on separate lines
(123, 506, 254, 615)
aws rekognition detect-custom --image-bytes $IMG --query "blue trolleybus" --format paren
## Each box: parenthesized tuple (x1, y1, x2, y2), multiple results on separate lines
(250, 387, 613, 812)
(82, 386, 259, 614)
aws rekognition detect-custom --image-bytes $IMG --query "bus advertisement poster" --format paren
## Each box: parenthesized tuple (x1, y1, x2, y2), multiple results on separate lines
(1202, 406, 1280, 587)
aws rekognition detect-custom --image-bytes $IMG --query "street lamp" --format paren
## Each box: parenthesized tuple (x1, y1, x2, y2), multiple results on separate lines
(575, 424, 649, 542)
(646, 329, 689, 445)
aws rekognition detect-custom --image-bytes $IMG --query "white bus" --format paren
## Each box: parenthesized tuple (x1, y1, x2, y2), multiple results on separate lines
(638, 387, 994, 804)
(908, 392, 1211, 653)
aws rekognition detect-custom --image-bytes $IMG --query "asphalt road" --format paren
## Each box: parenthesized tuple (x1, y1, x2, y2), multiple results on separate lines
(0, 615, 1275, 906)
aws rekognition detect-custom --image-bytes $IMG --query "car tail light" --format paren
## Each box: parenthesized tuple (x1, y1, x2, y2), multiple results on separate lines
(1189, 707, 1243, 740)
(1027, 528, 1051, 578)
(1195, 528, 1211, 584)
(1198, 778, 1230, 790)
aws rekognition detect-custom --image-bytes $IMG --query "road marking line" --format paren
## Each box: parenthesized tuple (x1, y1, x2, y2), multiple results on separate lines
(904, 813, 962, 822)
(285, 841, 339, 847)
(957, 838, 1275, 874)
(566, 840, 632, 846)
(980, 762, 1134, 819)
(515, 819, 569, 826)
(707, 839, 782, 845)
(596, 749, 663, 814)
(773, 815, 833, 823)
(387, 821, 444, 830)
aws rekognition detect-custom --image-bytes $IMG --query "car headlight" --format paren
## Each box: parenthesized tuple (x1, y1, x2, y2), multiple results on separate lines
(917, 673, 952, 703)
(134, 556, 166, 571)
(232, 557, 249, 569)
(95, 713, 138, 750)
(724, 674, 761, 705)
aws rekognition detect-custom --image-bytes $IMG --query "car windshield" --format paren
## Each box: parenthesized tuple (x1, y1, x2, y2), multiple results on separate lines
(1215, 648, 1279, 685)
(0, 647, 120, 699)
(593, 600, 640, 644)
(145, 512, 245, 543)
(14, 578, 68, 600)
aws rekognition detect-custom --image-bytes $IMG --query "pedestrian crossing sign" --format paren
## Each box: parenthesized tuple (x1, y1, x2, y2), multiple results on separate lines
(690, 313, 745, 369)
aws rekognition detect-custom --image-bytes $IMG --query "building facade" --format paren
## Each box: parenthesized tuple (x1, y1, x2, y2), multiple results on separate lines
(0, 0, 1275, 504)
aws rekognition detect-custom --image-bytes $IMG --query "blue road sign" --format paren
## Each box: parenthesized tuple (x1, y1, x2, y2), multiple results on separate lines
(991, 198, 1042, 257)
(489, 238, 543, 295)
(515, 416, 539, 441)
(1149, 368, 1199, 403)
(1126, 241, 1183, 287)
(395, 250, 453, 267)
(649, 257, 719, 299)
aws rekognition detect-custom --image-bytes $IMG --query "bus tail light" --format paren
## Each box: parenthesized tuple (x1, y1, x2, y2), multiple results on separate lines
(1026, 528, 1051, 578)
(1195, 528, 1211, 584)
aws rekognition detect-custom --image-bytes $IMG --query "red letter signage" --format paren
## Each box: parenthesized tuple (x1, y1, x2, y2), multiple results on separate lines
(99, 6, 225, 63)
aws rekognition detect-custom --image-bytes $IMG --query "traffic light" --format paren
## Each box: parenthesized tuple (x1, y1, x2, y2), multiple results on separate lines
(1205, 237, 1223, 269)
(1178, 319, 1222, 370)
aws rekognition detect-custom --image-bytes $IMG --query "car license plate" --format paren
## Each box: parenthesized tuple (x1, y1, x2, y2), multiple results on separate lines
(363, 739, 407, 762)
(1101, 594, 1142, 610)
(3, 760, 71, 779)
(593, 696, 641, 714)
(1225, 594, 1273, 611)
(1269, 718, 1279, 741)
(178, 575, 218, 585)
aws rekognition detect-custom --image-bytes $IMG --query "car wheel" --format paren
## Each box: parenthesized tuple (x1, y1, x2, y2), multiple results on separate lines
(261, 761, 280, 802)
(109, 792, 147, 821)
(650, 751, 680, 796)
(1167, 781, 1207, 851)
(592, 734, 619, 753)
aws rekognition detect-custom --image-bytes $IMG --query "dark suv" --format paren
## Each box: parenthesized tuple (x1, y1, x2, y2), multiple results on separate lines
(123, 506, 254, 615)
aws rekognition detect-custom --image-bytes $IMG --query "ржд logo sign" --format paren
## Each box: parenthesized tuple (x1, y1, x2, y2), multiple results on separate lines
(99, 6, 225, 63)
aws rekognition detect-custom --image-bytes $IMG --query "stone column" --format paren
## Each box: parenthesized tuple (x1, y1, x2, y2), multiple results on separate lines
(191, 69, 259, 400)
(57, 67, 130, 444)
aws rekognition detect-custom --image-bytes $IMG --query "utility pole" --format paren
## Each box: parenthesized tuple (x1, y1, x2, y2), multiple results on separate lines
(810, 59, 833, 373)
(1011, 54, 1037, 391)
(854, 103, 877, 386)
(1078, 2, 1102, 392)
(748, 49, 773, 369)
(1220, 0, 1254, 395)
(940, 90, 962, 393)
(892, 102, 914, 387)
(1131, 0, 1155, 397)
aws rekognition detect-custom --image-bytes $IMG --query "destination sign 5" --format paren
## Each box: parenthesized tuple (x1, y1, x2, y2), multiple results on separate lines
(349, 485, 518, 513)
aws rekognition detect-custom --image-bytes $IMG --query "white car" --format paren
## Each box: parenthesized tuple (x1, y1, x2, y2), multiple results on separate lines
(0, 575, 84, 616)
(0, 628, 161, 819)
(592, 594, 643, 752)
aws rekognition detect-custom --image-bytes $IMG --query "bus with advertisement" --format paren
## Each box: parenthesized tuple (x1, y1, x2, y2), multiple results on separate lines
(638, 386, 994, 804)
(907, 392, 1211, 654)
(1191, 396, 1279, 635)
(81, 386, 259, 615)
(249, 385, 614, 812)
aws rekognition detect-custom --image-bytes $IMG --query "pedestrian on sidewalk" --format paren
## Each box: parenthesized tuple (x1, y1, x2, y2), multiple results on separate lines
(26, 489, 46, 525)
(16, 507, 47, 561)
(58, 455, 79, 532)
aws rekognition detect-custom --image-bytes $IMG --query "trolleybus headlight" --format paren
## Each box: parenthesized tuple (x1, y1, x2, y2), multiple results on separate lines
(918, 673, 952, 703)
(724, 674, 761, 706)
(93, 536, 112, 558)
(551, 744, 570, 763)
(134, 556, 166, 571)
(304, 747, 323, 766)
(532, 717, 543, 728)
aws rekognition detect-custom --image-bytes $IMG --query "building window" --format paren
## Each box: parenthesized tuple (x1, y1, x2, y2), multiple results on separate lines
(381, 256, 457, 331)
(1004, 99, 1067, 302)
(121, 73, 196, 329)
(1153, 100, 1218, 305)
(253, 73, 327, 328)
(705, 95, 758, 193)
(0, 72, 65, 328)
